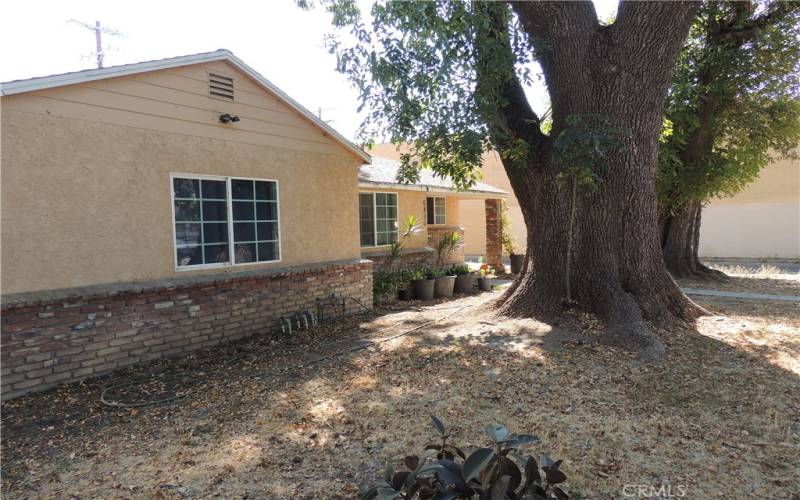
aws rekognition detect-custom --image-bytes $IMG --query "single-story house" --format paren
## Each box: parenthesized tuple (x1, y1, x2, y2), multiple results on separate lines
(0, 50, 506, 399)
(369, 143, 526, 260)
(358, 157, 508, 269)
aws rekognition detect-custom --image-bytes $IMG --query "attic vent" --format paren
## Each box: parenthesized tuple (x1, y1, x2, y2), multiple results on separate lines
(209, 73, 234, 101)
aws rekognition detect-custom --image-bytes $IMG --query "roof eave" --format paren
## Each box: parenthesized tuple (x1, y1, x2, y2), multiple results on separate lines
(358, 181, 508, 198)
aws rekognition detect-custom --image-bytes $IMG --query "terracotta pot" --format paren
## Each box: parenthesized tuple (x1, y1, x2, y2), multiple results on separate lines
(434, 275, 456, 298)
(454, 274, 476, 294)
(411, 278, 435, 300)
(477, 277, 493, 292)
(509, 254, 524, 274)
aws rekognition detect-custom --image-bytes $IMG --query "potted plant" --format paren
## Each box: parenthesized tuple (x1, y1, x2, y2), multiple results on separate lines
(452, 263, 476, 294)
(435, 231, 462, 268)
(432, 268, 456, 298)
(396, 271, 413, 301)
(410, 268, 435, 300)
(430, 232, 461, 298)
(477, 264, 496, 292)
(501, 200, 524, 274)
(385, 215, 423, 271)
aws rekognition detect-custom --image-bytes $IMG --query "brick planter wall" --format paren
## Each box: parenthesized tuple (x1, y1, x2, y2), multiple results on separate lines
(363, 247, 436, 272)
(1, 259, 373, 400)
(427, 226, 466, 267)
(485, 199, 504, 270)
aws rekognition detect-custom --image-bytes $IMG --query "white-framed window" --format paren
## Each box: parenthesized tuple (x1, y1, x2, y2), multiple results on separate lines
(171, 173, 280, 270)
(426, 196, 446, 225)
(359, 192, 398, 247)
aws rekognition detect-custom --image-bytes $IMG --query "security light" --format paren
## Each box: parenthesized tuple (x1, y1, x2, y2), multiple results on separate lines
(219, 113, 240, 124)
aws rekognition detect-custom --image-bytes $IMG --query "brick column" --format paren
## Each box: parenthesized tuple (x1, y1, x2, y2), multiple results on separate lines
(485, 199, 504, 271)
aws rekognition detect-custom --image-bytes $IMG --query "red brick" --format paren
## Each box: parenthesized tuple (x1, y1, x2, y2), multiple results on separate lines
(2, 260, 374, 399)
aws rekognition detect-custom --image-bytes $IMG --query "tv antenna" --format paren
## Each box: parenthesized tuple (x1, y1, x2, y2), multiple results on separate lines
(317, 106, 336, 124)
(68, 20, 124, 69)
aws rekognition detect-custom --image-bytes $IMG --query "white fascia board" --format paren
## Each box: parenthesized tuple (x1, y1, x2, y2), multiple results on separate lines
(358, 181, 509, 198)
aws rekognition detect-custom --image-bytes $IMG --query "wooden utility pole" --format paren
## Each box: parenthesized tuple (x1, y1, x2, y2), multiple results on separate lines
(69, 19, 123, 69)
(94, 21, 103, 68)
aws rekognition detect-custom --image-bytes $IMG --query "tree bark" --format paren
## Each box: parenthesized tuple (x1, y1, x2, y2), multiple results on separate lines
(480, 1, 707, 359)
(661, 202, 728, 280)
(655, 2, 789, 282)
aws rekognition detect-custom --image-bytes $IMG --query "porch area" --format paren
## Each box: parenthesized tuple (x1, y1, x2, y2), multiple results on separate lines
(361, 197, 506, 272)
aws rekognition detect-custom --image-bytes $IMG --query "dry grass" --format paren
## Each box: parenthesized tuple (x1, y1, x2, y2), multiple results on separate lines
(679, 264, 800, 295)
(707, 261, 799, 283)
(2, 280, 799, 499)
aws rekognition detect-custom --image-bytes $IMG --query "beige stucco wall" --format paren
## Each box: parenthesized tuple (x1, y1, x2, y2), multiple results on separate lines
(1, 61, 364, 294)
(699, 152, 800, 259)
(370, 144, 526, 256)
(358, 187, 461, 252)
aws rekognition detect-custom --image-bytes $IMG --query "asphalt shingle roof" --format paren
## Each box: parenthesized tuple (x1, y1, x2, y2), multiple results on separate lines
(359, 157, 508, 196)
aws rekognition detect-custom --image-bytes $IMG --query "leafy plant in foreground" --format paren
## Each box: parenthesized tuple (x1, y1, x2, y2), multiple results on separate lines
(363, 416, 570, 499)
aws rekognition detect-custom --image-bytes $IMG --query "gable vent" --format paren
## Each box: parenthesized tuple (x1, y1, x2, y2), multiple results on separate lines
(209, 73, 234, 101)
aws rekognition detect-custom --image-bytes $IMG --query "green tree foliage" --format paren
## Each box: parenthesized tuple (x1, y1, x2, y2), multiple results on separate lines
(305, 0, 704, 355)
(658, 0, 800, 217)
(304, 0, 539, 189)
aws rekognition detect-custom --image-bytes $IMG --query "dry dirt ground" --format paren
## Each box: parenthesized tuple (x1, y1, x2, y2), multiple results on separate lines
(2, 273, 799, 499)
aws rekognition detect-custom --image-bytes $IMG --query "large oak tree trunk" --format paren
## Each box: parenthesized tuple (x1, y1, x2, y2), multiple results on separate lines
(661, 202, 727, 280)
(485, 2, 707, 359)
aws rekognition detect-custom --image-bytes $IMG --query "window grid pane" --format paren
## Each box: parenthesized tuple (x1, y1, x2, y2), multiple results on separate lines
(434, 197, 446, 225)
(174, 177, 230, 267)
(359, 194, 375, 247)
(231, 179, 279, 263)
(174, 177, 278, 267)
(373, 193, 398, 246)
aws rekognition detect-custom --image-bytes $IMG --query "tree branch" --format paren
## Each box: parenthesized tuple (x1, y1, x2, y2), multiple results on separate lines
(473, 2, 544, 153)
(710, 1, 800, 44)
(511, 1, 598, 78)
(615, 1, 700, 52)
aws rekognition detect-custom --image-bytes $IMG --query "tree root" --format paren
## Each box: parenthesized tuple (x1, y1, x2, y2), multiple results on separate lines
(601, 289, 667, 362)
(668, 259, 730, 283)
(493, 271, 561, 322)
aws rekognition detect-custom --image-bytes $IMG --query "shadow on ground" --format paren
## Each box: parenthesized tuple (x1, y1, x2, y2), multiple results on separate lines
(2, 285, 799, 498)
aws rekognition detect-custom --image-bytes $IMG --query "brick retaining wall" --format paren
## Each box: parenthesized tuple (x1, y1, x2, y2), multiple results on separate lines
(363, 247, 436, 272)
(1, 259, 373, 400)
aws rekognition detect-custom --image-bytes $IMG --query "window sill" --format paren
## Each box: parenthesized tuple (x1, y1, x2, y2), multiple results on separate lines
(176, 259, 282, 272)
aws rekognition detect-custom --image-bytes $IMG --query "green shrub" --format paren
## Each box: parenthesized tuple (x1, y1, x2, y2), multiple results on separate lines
(451, 264, 471, 275)
(429, 268, 447, 278)
(374, 269, 425, 301)
(373, 271, 398, 300)
(409, 269, 427, 281)
(363, 417, 570, 499)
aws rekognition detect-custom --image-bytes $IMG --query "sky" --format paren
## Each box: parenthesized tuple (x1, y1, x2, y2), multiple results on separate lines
(1, 0, 618, 142)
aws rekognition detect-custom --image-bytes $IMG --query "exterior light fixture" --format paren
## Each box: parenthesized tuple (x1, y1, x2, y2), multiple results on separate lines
(219, 113, 240, 124)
